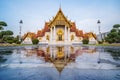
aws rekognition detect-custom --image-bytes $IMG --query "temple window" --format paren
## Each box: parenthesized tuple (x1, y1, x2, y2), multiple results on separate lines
(58, 35, 62, 41)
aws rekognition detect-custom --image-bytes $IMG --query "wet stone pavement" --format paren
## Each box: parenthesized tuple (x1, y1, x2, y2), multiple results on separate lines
(0, 45, 120, 80)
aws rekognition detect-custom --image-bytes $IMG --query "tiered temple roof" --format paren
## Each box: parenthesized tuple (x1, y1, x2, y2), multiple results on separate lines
(22, 8, 96, 40)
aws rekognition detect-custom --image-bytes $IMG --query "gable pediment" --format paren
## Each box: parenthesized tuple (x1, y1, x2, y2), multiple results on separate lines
(49, 8, 71, 27)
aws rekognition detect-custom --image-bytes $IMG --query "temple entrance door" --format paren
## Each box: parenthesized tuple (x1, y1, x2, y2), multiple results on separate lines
(58, 35, 62, 41)
(57, 29, 64, 41)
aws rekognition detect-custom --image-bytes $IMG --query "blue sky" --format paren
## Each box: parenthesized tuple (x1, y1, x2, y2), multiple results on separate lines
(0, 0, 120, 36)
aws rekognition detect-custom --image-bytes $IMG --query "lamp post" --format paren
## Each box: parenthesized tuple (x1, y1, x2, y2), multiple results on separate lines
(19, 20, 23, 42)
(97, 20, 102, 41)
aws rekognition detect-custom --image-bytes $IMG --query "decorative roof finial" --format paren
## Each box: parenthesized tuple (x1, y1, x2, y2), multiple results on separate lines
(59, 4, 61, 10)
(59, 0, 61, 10)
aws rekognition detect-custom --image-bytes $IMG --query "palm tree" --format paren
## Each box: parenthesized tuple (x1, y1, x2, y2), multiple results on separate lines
(0, 21, 7, 30)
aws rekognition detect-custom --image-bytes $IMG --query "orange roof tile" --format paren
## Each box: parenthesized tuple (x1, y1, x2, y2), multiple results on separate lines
(83, 32, 97, 39)
(37, 22, 50, 37)
(70, 22, 83, 37)
(22, 32, 37, 40)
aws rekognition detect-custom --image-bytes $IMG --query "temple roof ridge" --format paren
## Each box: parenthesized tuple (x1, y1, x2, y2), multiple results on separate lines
(48, 8, 71, 27)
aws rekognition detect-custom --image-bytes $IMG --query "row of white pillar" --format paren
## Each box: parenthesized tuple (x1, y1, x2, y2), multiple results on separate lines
(64, 26, 70, 42)
(50, 26, 56, 42)
(50, 26, 70, 42)
(50, 46, 70, 59)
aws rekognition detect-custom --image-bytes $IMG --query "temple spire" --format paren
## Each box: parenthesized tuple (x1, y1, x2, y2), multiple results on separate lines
(59, 0, 62, 11)
(60, 3, 61, 9)
(59, 3, 61, 11)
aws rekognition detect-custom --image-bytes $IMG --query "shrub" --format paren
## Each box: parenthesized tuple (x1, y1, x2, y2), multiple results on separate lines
(98, 41, 103, 44)
(16, 41, 21, 44)
(82, 38, 89, 44)
(0, 39, 4, 43)
(6, 40, 13, 44)
(13, 38, 19, 43)
(32, 39, 39, 44)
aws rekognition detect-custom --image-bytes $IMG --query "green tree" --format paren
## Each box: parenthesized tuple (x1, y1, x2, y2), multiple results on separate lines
(113, 24, 120, 28)
(0, 30, 13, 38)
(0, 30, 14, 43)
(13, 36, 20, 44)
(111, 29, 116, 32)
(0, 32, 2, 39)
(32, 38, 39, 44)
(2, 36, 14, 44)
(5, 30, 13, 35)
(105, 24, 120, 43)
(0, 31, 6, 38)
(0, 21, 7, 30)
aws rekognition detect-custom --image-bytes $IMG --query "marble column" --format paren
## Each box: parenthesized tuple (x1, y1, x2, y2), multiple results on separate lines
(55, 26, 56, 42)
(66, 27, 68, 41)
(54, 26, 55, 41)
(50, 47, 52, 58)
(65, 26, 67, 42)
(52, 27, 53, 41)
(50, 27, 52, 42)
(68, 28, 70, 42)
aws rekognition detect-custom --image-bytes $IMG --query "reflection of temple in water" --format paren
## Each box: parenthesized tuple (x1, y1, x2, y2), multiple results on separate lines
(37, 46, 75, 72)
(23, 46, 96, 72)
